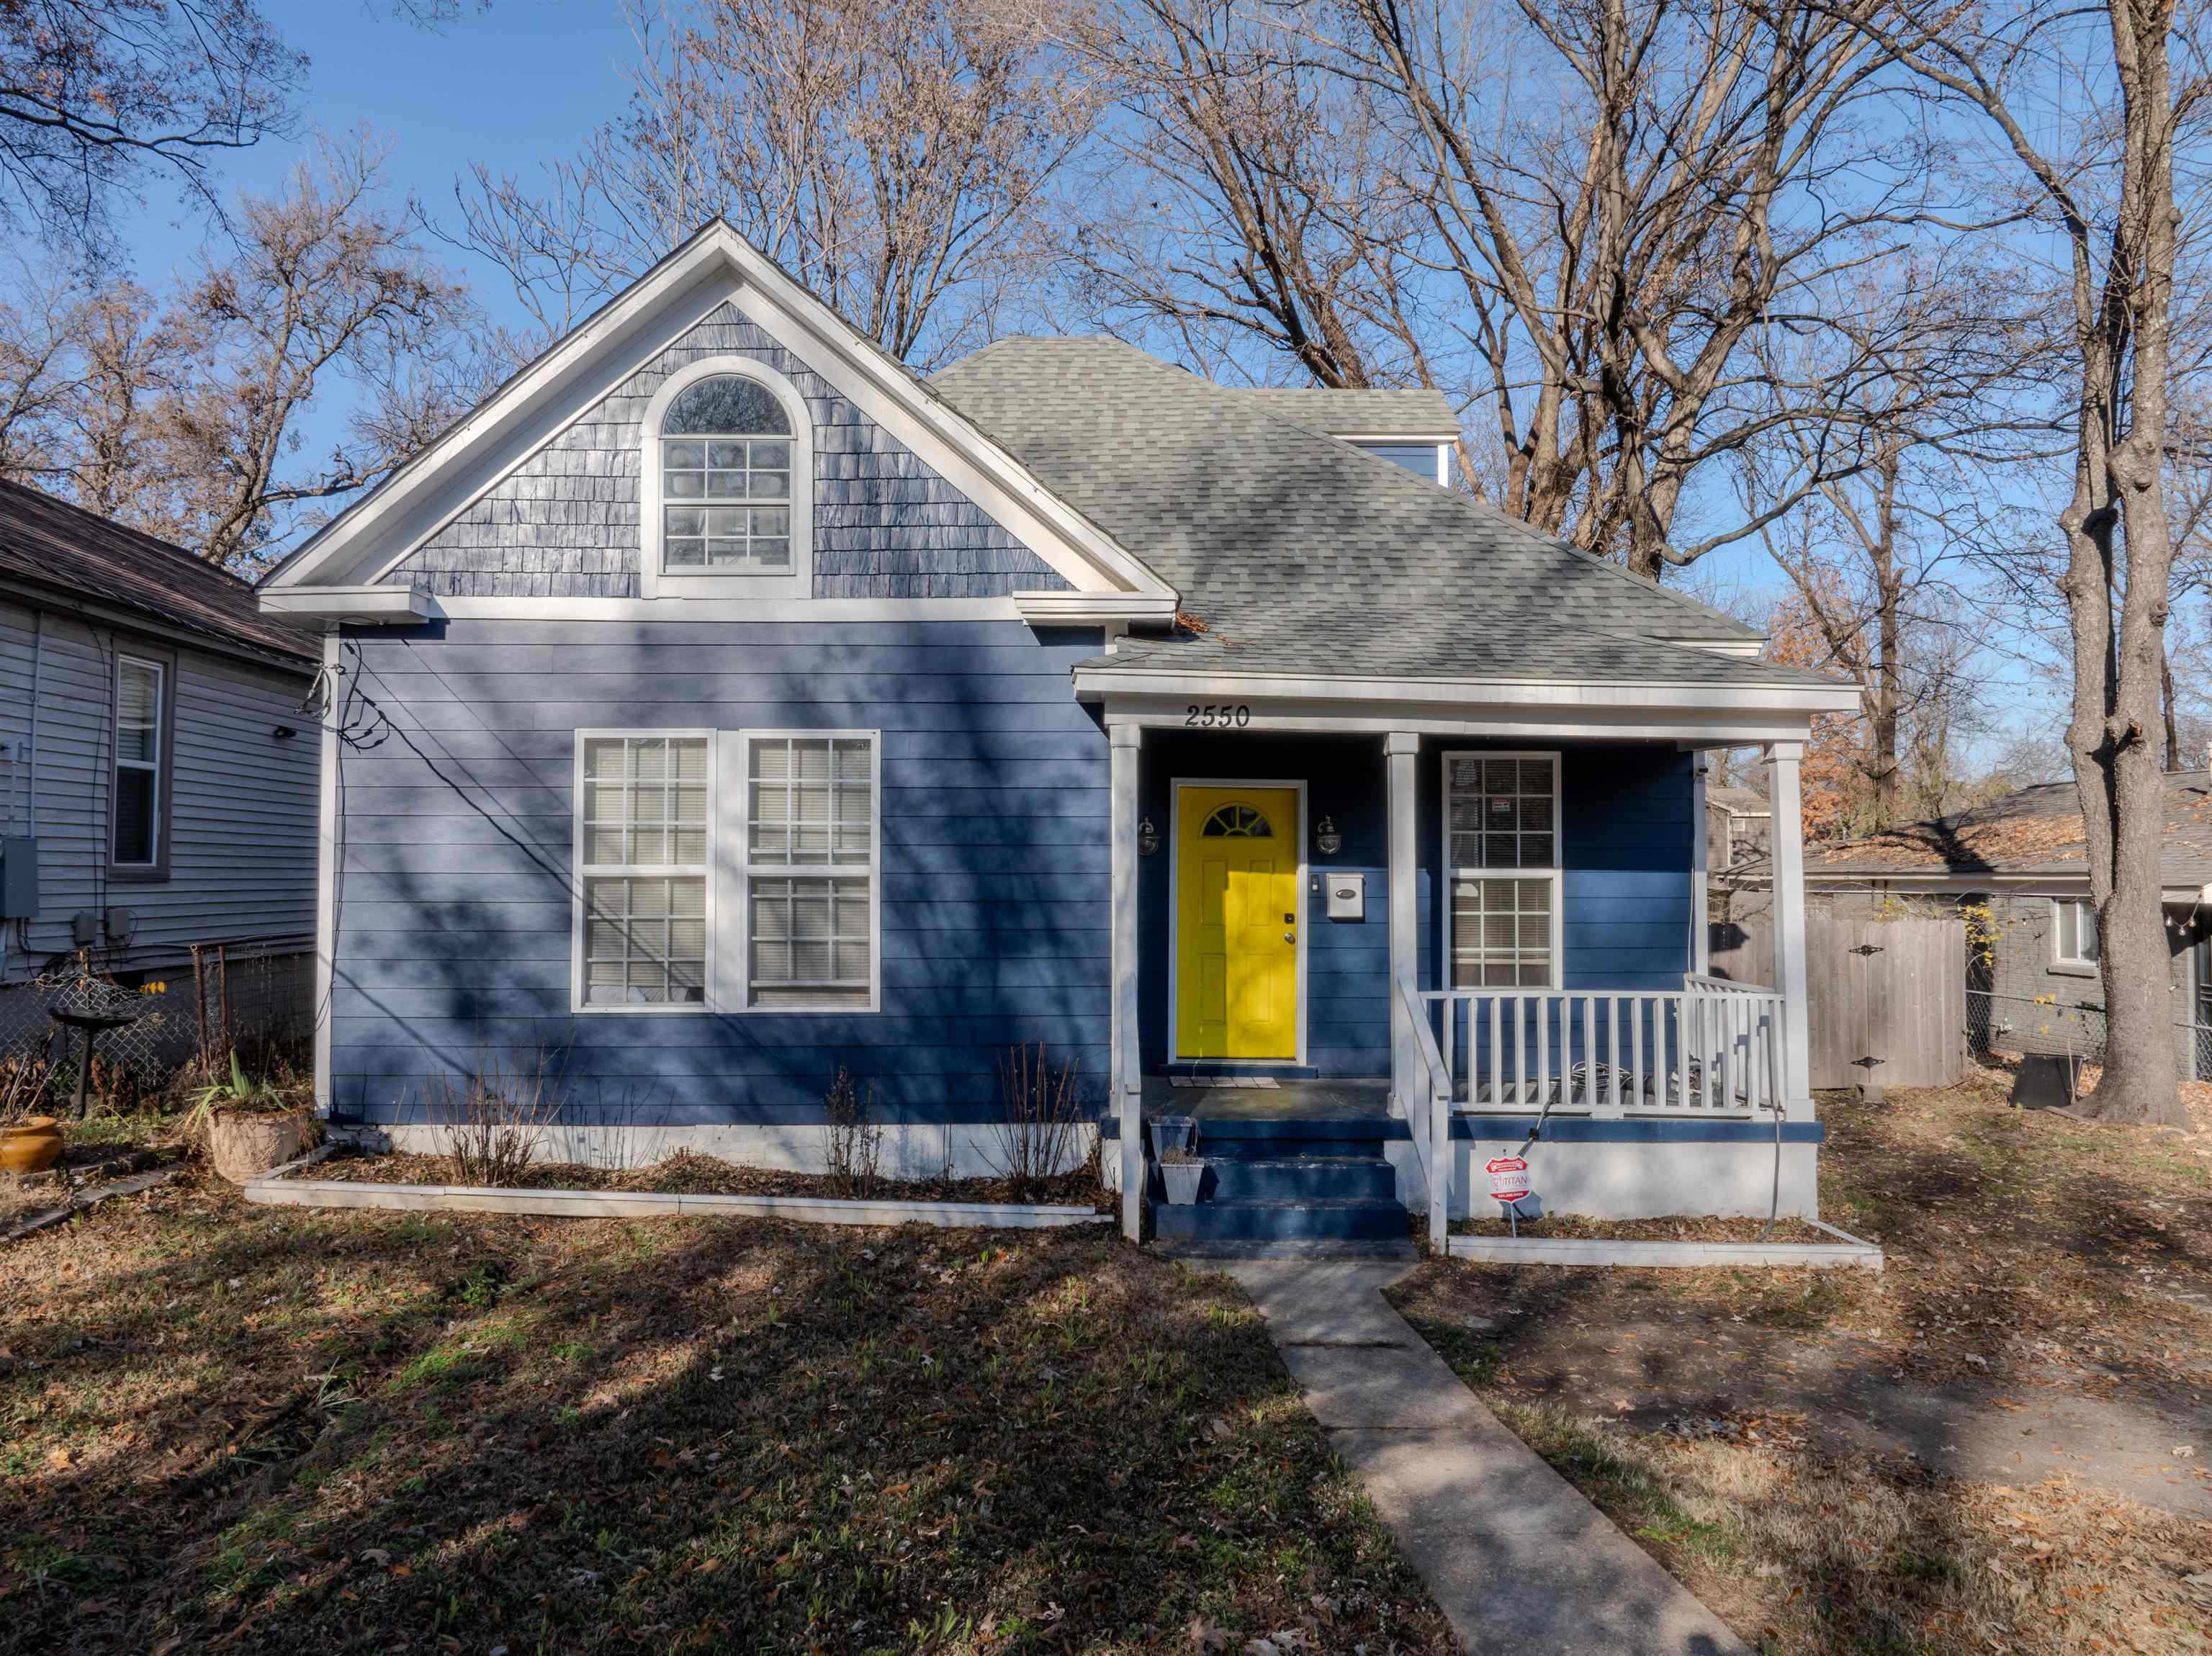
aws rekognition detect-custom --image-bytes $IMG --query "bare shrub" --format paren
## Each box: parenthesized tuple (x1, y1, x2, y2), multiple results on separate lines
(989, 1042, 1084, 1201)
(431, 1055, 559, 1187)
(0, 1053, 53, 1125)
(822, 1066, 883, 1197)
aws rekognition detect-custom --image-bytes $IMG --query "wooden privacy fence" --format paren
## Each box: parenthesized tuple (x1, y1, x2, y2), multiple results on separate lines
(1709, 907, 1965, 1090)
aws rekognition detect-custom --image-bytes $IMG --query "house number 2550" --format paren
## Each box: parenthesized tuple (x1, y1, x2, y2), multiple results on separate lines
(1185, 703, 1252, 728)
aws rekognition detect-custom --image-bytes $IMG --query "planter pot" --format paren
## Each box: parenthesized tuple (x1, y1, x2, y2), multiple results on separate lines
(207, 1109, 310, 1184)
(1159, 1160, 1208, 1205)
(0, 1116, 63, 1176)
(1149, 1116, 1197, 1161)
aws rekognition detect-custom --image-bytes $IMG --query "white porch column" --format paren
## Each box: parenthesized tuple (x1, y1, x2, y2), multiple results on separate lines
(1110, 724, 1144, 1241)
(1766, 739, 1813, 1115)
(1385, 732, 1421, 1115)
(1690, 751, 1710, 976)
(313, 631, 340, 1117)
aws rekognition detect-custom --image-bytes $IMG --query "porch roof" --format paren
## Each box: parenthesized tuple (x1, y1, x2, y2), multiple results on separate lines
(929, 336, 1840, 695)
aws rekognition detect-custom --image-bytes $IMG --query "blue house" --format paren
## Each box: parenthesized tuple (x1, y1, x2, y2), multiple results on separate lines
(260, 223, 1856, 1244)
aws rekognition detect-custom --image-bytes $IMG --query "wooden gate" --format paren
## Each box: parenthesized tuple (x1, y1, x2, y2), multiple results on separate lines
(1709, 907, 1965, 1090)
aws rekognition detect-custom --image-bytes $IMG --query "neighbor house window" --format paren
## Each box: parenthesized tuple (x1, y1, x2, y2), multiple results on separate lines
(112, 655, 166, 869)
(576, 733, 711, 1007)
(660, 374, 793, 572)
(741, 733, 877, 1009)
(2053, 897, 2099, 968)
(1445, 752, 1561, 989)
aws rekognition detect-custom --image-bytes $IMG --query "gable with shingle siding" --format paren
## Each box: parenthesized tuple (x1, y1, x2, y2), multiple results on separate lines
(380, 303, 1070, 600)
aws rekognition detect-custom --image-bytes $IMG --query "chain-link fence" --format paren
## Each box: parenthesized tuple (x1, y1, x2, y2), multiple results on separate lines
(0, 941, 313, 1112)
(1967, 987, 2212, 1081)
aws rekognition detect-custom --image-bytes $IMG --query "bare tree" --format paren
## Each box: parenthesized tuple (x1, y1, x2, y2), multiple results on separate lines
(0, 134, 483, 570)
(1061, 0, 1426, 390)
(1745, 255, 2036, 831)
(456, 0, 1095, 367)
(146, 134, 482, 567)
(1868, 0, 2211, 1125)
(0, 1, 303, 247)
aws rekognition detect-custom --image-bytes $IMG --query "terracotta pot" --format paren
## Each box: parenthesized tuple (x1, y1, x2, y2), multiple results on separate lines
(207, 1109, 310, 1184)
(0, 1116, 63, 1176)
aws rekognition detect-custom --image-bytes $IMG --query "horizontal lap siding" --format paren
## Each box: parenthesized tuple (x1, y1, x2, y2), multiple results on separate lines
(0, 598, 318, 982)
(1559, 746, 1695, 990)
(328, 618, 1108, 1126)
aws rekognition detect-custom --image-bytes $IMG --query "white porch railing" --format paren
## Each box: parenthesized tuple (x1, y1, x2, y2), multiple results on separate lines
(1400, 976, 1786, 1251)
(1415, 977, 1786, 1119)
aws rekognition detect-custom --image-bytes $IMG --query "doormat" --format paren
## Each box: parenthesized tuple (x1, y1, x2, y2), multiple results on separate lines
(1167, 1076, 1280, 1089)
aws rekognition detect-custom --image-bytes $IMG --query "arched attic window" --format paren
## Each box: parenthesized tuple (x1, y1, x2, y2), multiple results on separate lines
(660, 374, 794, 572)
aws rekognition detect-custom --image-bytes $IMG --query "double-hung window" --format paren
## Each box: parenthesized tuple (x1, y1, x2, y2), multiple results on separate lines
(577, 733, 711, 1007)
(1445, 752, 1561, 989)
(740, 734, 877, 1009)
(2052, 896, 2099, 969)
(112, 654, 166, 871)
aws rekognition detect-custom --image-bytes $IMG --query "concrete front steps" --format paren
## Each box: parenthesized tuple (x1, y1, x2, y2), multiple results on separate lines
(1149, 1115, 1413, 1257)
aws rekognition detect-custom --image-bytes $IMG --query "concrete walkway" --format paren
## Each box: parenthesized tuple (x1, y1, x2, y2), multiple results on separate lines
(1227, 1261, 1749, 1656)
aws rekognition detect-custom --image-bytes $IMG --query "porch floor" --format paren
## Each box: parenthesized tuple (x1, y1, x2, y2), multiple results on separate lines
(1143, 1076, 1390, 1121)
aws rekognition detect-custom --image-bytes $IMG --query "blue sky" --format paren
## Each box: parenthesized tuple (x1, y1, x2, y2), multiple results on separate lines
(122, 1, 636, 334)
(101, 1, 2069, 766)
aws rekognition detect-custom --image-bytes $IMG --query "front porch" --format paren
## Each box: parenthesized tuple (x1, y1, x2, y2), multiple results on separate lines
(1100, 719, 1820, 1244)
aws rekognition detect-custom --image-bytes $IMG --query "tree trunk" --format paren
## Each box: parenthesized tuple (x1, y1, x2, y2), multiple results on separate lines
(2162, 642, 2180, 770)
(1870, 449, 1902, 831)
(2065, 0, 2185, 1128)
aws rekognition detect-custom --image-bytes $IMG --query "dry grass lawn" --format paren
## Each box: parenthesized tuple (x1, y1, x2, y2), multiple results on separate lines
(1393, 1065, 2212, 1655)
(1, 1175, 1452, 1655)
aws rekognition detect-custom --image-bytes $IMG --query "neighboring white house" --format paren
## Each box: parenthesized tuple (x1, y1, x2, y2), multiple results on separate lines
(0, 480, 322, 1070)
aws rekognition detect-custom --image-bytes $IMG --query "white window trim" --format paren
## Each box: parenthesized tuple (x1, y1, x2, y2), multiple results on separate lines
(638, 354, 814, 602)
(1439, 750, 1564, 993)
(724, 729, 883, 1014)
(571, 728, 719, 1015)
(112, 654, 165, 870)
(2051, 895, 2100, 973)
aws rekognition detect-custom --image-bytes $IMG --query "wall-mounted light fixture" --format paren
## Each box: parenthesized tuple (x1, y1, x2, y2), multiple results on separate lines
(1313, 815, 1342, 856)
(1137, 816, 1160, 858)
(272, 725, 298, 741)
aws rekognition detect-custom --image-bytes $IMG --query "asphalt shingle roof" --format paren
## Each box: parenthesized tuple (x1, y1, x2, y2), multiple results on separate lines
(1784, 773, 2212, 888)
(0, 480, 314, 666)
(928, 337, 1820, 689)
(1225, 386, 1457, 436)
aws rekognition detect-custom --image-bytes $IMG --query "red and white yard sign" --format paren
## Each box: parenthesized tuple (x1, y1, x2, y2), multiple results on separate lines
(1485, 1156, 1531, 1203)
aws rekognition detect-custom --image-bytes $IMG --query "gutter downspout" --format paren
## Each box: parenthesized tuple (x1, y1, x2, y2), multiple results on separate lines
(8, 608, 45, 978)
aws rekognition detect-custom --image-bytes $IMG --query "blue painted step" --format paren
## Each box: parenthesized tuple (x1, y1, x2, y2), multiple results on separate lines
(1203, 1157, 1398, 1202)
(1184, 1117, 1397, 1161)
(1148, 1112, 1411, 1246)
(1151, 1197, 1409, 1243)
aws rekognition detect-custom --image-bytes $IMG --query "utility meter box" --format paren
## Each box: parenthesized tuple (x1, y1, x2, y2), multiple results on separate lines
(1324, 871, 1365, 920)
(0, 835, 37, 919)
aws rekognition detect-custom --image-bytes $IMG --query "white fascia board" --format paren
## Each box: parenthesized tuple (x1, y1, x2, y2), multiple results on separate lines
(1662, 636, 1768, 659)
(1012, 590, 1181, 626)
(270, 222, 1175, 604)
(1331, 430, 1464, 445)
(1074, 667, 1863, 716)
(1092, 696, 1823, 745)
(1794, 868, 2210, 904)
(429, 595, 1033, 623)
(259, 585, 441, 625)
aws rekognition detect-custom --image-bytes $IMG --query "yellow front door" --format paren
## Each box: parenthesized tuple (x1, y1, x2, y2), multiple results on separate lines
(1175, 786, 1299, 1060)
